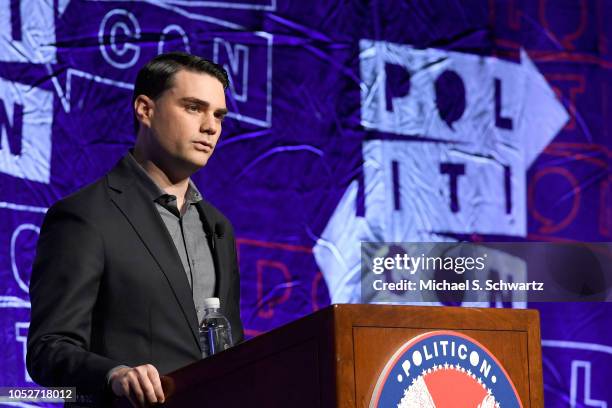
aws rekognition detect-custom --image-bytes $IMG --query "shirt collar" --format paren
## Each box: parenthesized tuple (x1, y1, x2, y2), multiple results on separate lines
(184, 180, 203, 204)
(125, 151, 203, 204)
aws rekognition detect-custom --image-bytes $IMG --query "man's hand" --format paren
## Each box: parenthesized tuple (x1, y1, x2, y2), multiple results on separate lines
(109, 364, 165, 407)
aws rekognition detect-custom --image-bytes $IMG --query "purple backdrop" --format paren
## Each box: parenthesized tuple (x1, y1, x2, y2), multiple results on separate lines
(0, 0, 610, 406)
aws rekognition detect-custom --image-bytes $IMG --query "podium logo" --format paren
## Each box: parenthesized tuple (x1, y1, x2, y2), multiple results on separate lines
(370, 331, 522, 408)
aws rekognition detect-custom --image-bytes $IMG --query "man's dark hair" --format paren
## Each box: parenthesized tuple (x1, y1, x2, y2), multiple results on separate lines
(132, 52, 229, 134)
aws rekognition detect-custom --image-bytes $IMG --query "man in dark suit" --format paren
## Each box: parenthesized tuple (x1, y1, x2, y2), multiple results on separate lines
(27, 52, 243, 407)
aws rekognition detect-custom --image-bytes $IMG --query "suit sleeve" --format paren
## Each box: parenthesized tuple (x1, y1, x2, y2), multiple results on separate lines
(27, 204, 120, 393)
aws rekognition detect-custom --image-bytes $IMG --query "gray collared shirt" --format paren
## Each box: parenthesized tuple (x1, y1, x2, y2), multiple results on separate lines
(125, 153, 216, 324)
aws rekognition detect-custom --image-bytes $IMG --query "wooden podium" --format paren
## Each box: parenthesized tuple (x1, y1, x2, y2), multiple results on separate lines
(124, 304, 543, 407)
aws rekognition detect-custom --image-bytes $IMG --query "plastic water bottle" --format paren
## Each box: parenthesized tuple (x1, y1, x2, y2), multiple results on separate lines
(198, 297, 233, 358)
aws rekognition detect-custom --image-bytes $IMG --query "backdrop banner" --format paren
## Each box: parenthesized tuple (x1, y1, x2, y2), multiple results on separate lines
(0, 1, 609, 406)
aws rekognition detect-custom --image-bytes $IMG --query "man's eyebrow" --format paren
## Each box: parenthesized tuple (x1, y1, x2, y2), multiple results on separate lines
(180, 97, 228, 115)
(179, 97, 209, 106)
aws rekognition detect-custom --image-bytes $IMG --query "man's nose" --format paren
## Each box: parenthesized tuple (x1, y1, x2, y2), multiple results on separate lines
(200, 113, 217, 135)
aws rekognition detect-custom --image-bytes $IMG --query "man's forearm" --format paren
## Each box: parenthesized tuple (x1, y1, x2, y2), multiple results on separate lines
(27, 334, 120, 392)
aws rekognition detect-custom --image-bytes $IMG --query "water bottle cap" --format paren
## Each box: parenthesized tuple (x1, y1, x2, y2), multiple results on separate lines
(203, 297, 220, 309)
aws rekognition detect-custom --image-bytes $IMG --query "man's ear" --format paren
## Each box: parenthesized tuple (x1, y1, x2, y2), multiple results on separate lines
(134, 95, 154, 129)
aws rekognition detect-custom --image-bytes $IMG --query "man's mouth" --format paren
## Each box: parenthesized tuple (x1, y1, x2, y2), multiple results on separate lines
(193, 141, 213, 152)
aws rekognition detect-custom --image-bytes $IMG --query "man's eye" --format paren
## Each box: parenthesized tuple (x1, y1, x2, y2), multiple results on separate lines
(186, 105, 200, 112)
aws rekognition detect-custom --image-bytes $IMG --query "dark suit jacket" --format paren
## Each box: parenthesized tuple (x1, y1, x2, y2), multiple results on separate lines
(26, 155, 244, 402)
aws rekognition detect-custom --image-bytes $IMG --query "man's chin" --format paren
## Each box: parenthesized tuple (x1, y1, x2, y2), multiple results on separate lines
(185, 154, 210, 170)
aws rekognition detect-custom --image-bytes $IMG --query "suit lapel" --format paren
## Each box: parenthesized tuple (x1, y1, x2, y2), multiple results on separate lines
(106, 157, 201, 349)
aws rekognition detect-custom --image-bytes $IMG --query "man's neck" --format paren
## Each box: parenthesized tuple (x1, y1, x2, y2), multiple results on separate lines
(133, 150, 190, 210)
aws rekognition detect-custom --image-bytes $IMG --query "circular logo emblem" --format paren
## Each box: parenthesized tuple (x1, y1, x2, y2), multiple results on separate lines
(370, 331, 522, 408)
